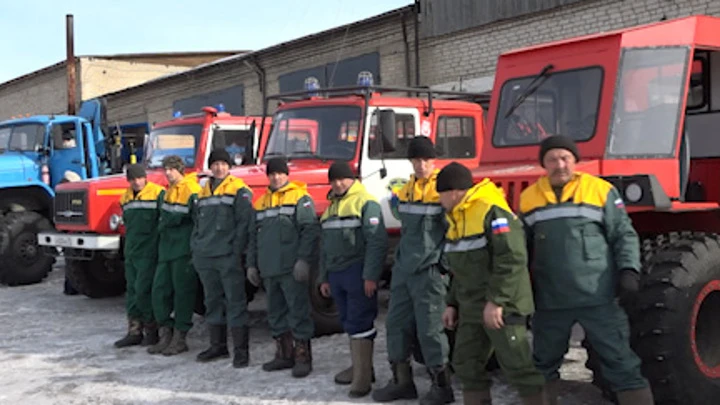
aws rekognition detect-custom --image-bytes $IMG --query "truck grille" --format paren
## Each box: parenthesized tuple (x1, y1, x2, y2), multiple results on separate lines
(54, 189, 88, 225)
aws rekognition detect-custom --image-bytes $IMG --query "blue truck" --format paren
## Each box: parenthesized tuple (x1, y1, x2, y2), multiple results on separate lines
(0, 99, 136, 286)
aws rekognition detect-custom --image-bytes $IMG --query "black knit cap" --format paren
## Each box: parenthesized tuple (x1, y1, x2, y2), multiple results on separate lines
(208, 148, 233, 167)
(162, 155, 185, 172)
(266, 157, 289, 175)
(436, 162, 473, 192)
(407, 136, 437, 159)
(328, 162, 355, 181)
(126, 164, 146, 180)
(539, 135, 579, 166)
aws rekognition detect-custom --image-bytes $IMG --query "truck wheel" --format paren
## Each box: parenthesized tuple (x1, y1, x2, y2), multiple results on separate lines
(586, 232, 720, 404)
(65, 256, 125, 298)
(309, 265, 343, 337)
(0, 212, 54, 286)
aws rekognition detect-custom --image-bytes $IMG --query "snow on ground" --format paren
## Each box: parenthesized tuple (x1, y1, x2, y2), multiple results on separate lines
(0, 262, 612, 405)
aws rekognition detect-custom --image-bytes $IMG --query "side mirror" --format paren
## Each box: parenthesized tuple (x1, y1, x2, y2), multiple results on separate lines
(378, 109, 397, 152)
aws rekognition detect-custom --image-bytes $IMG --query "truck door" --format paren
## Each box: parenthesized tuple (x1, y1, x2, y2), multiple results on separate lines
(204, 123, 256, 170)
(359, 107, 419, 230)
(49, 121, 87, 185)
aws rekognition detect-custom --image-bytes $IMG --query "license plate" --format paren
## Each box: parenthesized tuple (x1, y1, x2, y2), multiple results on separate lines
(54, 236, 73, 248)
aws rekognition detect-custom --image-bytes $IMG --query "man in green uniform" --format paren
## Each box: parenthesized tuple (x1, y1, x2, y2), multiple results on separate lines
(373, 137, 452, 405)
(247, 157, 320, 378)
(192, 149, 254, 368)
(147, 155, 202, 356)
(437, 162, 547, 405)
(318, 161, 388, 398)
(114, 164, 165, 348)
(519, 135, 653, 405)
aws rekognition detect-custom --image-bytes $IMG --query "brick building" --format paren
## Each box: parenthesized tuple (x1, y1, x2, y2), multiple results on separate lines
(3, 0, 719, 125)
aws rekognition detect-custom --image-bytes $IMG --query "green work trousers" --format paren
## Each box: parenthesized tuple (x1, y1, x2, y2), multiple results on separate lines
(533, 301, 648, 392)
(265, 273, 313, 340)
(152, 255, 198, 332)
(386, 266, 449, 367)
(193, 254, 248, 328)
(453, 321, 545, 397)
(125, 257, 156, 323)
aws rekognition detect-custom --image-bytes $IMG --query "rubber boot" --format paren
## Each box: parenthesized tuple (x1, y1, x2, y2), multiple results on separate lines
(147, 326, 173, 354)
(231, 326, 249, 368)
(335, 338, 376, 385)
(462, 390, 492, 405)
(262, 331, 295, 371)
(292, 339, 312, 378)
(521, 388, 549, 405)
(114, 318, 143, 348)
(196, 324, 229, 362)
(141, 322, 159, 346)
(371, 361, 418, 402)
(348, 338, 374, 398)
(616, 387, 654, 405)
(162, 329, 188, 356)
(546, 380, 559, 405)
(420, 365, 455, 405)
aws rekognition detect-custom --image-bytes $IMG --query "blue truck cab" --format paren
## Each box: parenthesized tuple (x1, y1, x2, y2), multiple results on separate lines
(0, 99, 111, 286)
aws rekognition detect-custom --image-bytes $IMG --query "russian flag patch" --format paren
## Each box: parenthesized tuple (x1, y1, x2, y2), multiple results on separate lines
(491, 217, 510, 234)
(614, 198, 625, 208)
(303, 200, 312, 208)
(369, 217, 379, 225)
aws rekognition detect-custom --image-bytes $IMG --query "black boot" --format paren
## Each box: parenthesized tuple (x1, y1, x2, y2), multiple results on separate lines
(372, 361, 418, 402)
(114, 318, 143, 348)
(147, 326, 173, 354)
(196, 324, 229, 362)
(231, 326, 249, 368)
(162, 329, 188, 356)
(420, 366, 455, 405)
(292, 339, 313, 378)
(141, 322, 159, 346)
(262, 331, 295, 371)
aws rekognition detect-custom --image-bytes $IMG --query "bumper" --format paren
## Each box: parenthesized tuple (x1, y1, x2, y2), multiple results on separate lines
(37, 232, 120, 251)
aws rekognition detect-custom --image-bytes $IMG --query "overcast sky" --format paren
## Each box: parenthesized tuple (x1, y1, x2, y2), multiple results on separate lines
(0, 0, 412, 83)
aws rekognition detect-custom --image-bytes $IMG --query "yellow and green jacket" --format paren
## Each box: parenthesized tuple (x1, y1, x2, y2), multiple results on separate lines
(248, 181, 320, 277)
(519, 172, 640, 310)
(120, 181, 165, 259)
(392, 170, 447, 274)
(158, 174, 202, 262)
(318, 181, 388, 283)
(444, 179, 534, 323)
(191, 175, 254, 259)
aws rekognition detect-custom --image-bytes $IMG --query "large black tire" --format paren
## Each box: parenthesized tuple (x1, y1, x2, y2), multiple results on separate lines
(65, 256, 125, 298)
(587, 233, 720, 404)
(0, 212, 54, 286)
(309, 265, 343, 337)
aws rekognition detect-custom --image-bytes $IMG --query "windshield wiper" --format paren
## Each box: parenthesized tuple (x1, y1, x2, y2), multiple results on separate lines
(504, 64, 554, 118)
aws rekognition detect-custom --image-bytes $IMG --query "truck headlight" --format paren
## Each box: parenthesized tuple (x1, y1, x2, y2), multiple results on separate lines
(109, 214, 123, 230)
(624, 183, 643, 203)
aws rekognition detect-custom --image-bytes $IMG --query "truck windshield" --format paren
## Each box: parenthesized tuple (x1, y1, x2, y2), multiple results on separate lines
(144, 124, 202, 168)
(264, 106, 361, 161)
(0, 123, 45, 152)
(492, 67, 603, 147)
(607, 47, 689, 157)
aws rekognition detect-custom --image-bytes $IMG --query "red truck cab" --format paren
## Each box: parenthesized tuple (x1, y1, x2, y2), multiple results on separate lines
(475, 15, 720, 404)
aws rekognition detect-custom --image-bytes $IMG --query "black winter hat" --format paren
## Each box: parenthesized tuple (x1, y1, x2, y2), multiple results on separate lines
(208, 149, 233, 167)
(266, 157, 289, 175)
(539, 135, 579, 166)
(436, 162, 474, 192)
(407, 136, 437, 159)
(328, 162, 355, 181)
(126, 164, 146, 180)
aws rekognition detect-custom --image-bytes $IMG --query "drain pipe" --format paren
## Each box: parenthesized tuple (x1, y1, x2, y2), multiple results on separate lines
(414, 0, 421, 87)
(401, 12, 412, 89)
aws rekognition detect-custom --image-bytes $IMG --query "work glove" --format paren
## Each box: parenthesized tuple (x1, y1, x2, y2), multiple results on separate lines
(293, 259, 310, 283)
(618, 268, 640, 300)
(247, 267, 261, 287)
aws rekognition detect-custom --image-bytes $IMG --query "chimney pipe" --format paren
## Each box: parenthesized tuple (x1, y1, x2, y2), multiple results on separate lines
(66, 14, 76, 115)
